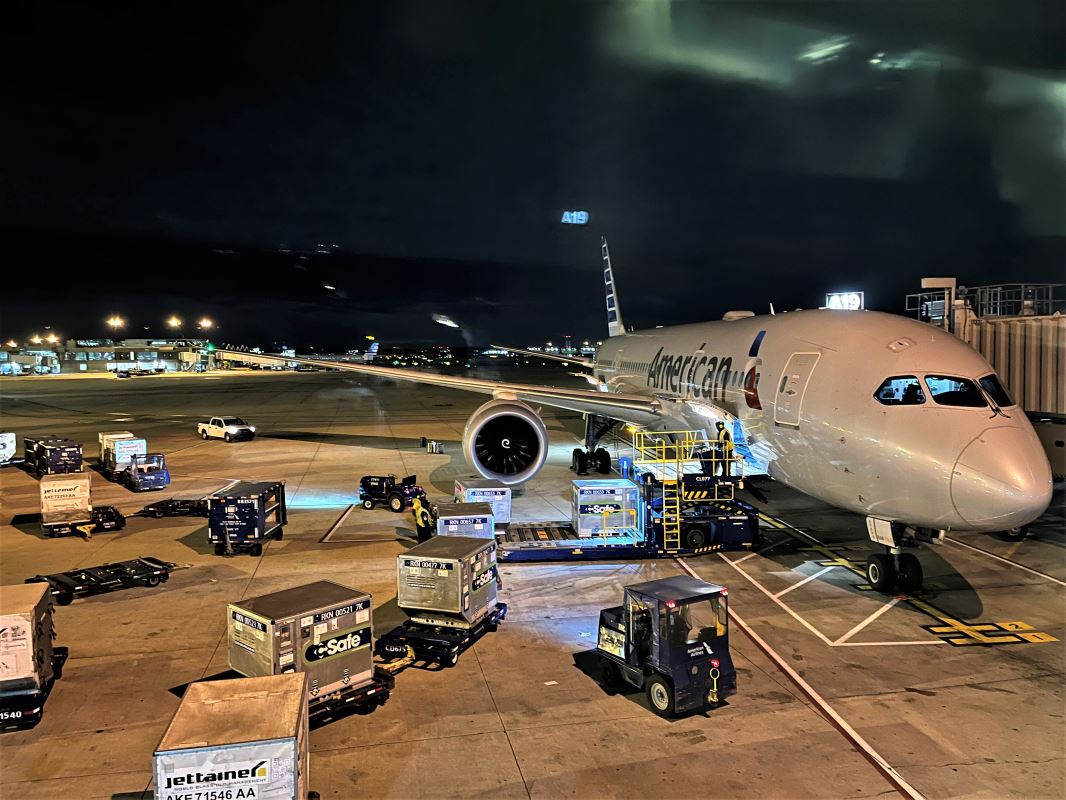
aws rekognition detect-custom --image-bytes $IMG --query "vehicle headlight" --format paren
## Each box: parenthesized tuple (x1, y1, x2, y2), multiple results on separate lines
(249, 426, 256, 432)
(227, 426, 237, 433)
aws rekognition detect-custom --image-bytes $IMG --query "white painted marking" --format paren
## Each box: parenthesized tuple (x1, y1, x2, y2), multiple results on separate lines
(202, 479, 240, 500)
(715, 552, 836, 647)
(774, 565, 836, 598)
(945, 537, 1066, 587)
(837, 640, 946, 647)
(834, 598, 900, 645)
(323, 504, 356, 539)
(543, 680, 558, 686)
(676, 557, 927, 800)
(726, 551, 760, 565)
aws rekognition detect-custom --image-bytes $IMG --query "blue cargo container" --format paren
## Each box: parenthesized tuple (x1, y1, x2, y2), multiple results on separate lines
(208, 481, 286, 556)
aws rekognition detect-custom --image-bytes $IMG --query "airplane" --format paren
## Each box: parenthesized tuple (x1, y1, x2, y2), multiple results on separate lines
(218, 237, 1053, 593)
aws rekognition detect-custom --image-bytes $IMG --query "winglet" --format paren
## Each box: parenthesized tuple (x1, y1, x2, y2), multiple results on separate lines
(602, 237, 626, 338)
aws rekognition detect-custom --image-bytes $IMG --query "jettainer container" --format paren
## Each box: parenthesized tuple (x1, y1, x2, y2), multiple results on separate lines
(453, 478, 511, 524)
(153, 673, 310, 800)
(434, 502, 494, 538)
(0, 583, 66, 729)
(228, 581, 374, 701)
(396, 535, 499, 628)
(40, 472, 91, 532)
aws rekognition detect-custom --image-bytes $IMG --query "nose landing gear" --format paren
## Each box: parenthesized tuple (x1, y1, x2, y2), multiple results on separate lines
(865, 550, 924, 593)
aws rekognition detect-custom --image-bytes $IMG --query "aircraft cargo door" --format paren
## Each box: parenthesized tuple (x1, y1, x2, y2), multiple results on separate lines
(774, 352, 820, 428)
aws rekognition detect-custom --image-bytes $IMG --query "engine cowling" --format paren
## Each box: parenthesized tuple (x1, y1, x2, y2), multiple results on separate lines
(462, 399, 549, 485)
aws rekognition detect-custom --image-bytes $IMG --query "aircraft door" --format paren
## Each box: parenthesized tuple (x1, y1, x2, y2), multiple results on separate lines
(774, 352, 820, 428)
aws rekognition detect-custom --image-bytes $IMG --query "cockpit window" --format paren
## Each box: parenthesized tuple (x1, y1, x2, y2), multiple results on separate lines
(924, 375, 987, 408)
(874, 376, 925, 405)
(979, 374, 1014, 407)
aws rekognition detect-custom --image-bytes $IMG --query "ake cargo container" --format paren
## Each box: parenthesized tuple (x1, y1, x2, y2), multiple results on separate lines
(396, 535, 499, 628)
(228, 581, 374, 701)
(454, 478, 511, 524)
(434, 502, 494, 538)
(24, 436, 83, 477)
(0, 583, 67, 729)
(153, 673, 310, 800)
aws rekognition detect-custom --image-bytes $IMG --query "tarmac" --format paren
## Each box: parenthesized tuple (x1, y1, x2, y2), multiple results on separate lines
(0, 369, 1063, 799)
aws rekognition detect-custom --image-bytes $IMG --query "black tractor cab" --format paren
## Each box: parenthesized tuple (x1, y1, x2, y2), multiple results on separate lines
(358, 473, 427, 513)
(595, 575, 735, 717)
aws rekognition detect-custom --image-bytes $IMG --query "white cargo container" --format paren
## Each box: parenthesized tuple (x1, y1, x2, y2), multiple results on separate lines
(434, 502, 494, 538)
(102, 435, 147, 476)
(0, 584, 56, 694)
(98, 430, 135, 462)
(154, 673, 310, 800)
(454, 478, 511, 524)
(0, 432, 16, 465)
(40, 472, 92, 531)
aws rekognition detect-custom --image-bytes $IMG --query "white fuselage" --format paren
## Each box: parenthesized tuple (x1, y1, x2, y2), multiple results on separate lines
(594, 309, 1052, 533)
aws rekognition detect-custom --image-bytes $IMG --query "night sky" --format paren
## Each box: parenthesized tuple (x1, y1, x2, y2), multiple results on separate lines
(3, 1, 1063, 348)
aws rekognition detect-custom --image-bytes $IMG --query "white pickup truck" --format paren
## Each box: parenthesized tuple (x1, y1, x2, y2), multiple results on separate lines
(197, 416, 256, 442)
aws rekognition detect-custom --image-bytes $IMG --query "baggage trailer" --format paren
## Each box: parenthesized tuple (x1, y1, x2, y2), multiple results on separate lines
(24, 436, 83, 477)
(1, 583, 69, 731)
(154, 673, 313, 800)
(227, 581, 394, 724)
(26, 556, 173, 606)
(209, 480, 286, 556)
(376, 536, 506, 667)
(496, 478, 760, 563)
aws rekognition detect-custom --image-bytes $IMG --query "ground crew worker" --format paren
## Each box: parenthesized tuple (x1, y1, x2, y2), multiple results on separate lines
(412, 498, 435, 543)
(714, 420, 733, 476)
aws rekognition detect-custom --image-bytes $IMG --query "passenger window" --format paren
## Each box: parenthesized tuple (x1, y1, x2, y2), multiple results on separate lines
(924, 375, 987, 408)
(874, 376, 925, 405)
(979, 374, 1014, 407)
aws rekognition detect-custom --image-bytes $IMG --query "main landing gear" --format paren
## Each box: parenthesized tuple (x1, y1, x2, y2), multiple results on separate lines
(571, 414, 617, 476)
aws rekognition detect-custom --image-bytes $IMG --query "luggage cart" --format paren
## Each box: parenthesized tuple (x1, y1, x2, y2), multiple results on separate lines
(376, 602, 508, 668)
(26, 556, 173, 606)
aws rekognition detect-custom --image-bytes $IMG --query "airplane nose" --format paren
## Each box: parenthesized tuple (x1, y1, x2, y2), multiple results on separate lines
(950, 427, 1053, 530)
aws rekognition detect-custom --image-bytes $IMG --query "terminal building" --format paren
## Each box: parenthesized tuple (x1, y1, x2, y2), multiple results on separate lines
(0, 339, 209, 375)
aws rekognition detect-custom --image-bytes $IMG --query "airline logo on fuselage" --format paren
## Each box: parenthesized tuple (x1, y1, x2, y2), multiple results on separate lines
(647, 344, 732, 401)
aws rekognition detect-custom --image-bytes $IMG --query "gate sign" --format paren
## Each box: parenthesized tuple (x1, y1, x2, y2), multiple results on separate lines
(561, 210, 589, 225)
(826, 291, 864, 310)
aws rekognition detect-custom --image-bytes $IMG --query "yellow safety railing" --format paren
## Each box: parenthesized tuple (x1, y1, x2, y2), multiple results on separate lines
(598, 507, 638, 544)
(631, 429, 742, 551)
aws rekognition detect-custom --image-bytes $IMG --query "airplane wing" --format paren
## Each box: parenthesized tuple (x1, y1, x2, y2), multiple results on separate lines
(488, 344, 595, 370)
(216, 349, 663, 424)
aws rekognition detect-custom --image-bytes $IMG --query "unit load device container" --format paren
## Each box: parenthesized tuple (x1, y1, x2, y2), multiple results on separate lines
(0, 432, 16, 465)
(454, 478, 511, 524)
(40, 472, 90, 536)
(0, 583, 68, 729)
(572, 479, 642, 538)
(227, 581, 393, 720)
(24, 436, 83, 477)
(434, 502, 494, 538)
(100, 432, 147, 477)
(154, 673, 310, 800)
(209, 481, 286, 556)
(397, 535, 500, 628)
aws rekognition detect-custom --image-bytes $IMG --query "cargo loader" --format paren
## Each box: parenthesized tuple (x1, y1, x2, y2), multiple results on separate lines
(376, 536, 507, 668)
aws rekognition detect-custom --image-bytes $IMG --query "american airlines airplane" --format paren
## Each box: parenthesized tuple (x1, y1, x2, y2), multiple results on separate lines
(220, 238, 1052, 592)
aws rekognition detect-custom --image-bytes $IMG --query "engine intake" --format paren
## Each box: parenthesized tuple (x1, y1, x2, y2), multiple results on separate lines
(462, 400, 548, 485)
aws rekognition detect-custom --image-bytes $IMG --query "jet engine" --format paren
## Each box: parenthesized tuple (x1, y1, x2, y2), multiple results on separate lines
(462, 399, 548, 485)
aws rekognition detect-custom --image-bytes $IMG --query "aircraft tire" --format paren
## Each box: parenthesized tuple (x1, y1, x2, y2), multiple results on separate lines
(573, 450, 589, 476)
(897, 553, 923, 593)
(1000, 526, 1028, 542)
(866, 553, 896, 592)
(594, 448, 611, 474)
